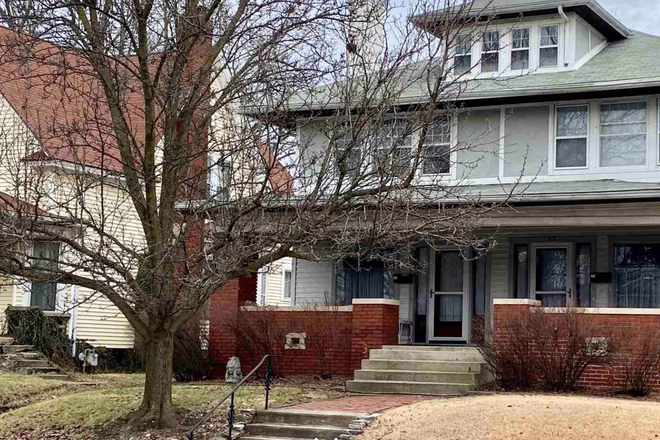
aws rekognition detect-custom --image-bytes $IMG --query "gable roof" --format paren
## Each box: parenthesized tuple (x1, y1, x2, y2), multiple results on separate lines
(0, 26, 148, 174)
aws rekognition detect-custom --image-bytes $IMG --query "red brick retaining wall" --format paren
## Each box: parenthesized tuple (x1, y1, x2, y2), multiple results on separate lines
(493, 300, 660, 391)
(208, 278, 400, 378)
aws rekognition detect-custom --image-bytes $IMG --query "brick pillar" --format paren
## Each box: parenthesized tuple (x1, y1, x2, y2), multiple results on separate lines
(208, 275, 257, 378)
(350, 299, 400, 372)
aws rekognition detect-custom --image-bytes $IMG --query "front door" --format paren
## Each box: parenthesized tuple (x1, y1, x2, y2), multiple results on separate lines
(530, 244, 575, 307)
(429, 250, 469, 342)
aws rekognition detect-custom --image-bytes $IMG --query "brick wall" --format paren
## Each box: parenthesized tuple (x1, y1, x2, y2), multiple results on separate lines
(207, 288, 400, 378)
(493, 300, 660, 392)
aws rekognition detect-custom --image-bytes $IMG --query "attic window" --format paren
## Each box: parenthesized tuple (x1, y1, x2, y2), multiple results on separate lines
(540, 25, 559, 67)
(481, 30, 500, 73)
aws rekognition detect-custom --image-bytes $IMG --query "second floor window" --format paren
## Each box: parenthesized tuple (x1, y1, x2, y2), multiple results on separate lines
(374, 119, 413, 176)
(511, 28, 530, 69)
(454, 34, 472, 75)
(335, 128, 363, 177)
(600, 102, 647, 167)
(30, 242, 60, 311)
(422, 117, 452, 175)
(481, 31, 500, 73)
(555, 105, 588, 168)
(540, 25, 559, 67)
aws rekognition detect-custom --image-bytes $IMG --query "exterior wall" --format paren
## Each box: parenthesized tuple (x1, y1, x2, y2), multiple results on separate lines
(494, 299, 660, 392)
(350, 299, 399, 371)
(292, 258, 333, 305)
(456, 109, 501, 180)
(0, 281, 13, 332)
(576, 19, 591, 61)
(0, 95, 40, 194)
(503, 106, 550, 177)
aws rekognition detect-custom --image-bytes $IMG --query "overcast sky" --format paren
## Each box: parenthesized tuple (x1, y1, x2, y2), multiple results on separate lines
(596, 0, 660, 35)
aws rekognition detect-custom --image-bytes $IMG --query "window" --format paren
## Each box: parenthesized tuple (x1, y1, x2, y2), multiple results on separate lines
(600, 102, 647, 167)
(539, 25, 559, 67)
(614, 244, 660, 308)
(208, 153, 230, 200)
(374, 119, 412, 176)
(514, 244, 529, 299)
(454, 34, 472, 75)
(422, 117, 452, 174)
(511, 28, 529, 70)
(282, 269, 292, 299)
(335, 260, 394, 306)
(257, 269, 267, 305)
(481, 30, 500, 72)
(555, 105, 588, 168)
(335, 125, 363, 177)
(30, 242, 60, 311)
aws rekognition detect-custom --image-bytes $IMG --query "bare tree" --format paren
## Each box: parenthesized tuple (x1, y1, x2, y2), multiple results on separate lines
(0, 0, 526, 429)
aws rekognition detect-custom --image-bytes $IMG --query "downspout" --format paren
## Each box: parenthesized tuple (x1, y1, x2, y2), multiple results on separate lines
(558, 5, 569, 67)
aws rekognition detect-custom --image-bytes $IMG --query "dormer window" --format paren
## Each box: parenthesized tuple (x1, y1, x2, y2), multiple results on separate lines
(481, 30, 500, 73)
(454, 34, 472, 75)
(511, 28, 530, 70)
(539, 25, 559, 67)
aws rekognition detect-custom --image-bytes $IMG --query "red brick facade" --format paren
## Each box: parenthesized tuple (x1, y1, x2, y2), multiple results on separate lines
(207, 279, 400, 378)
(493, 300, 660, 391)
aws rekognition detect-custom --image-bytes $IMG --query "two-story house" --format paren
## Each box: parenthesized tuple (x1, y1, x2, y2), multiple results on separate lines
(275, 0, 660, 348)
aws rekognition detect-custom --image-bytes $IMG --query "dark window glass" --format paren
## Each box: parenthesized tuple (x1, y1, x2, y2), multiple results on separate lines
(614, 244, 660, 308)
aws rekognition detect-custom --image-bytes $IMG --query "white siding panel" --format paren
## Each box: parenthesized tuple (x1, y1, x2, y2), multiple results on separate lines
(75, 287, 134, 348)
(293, 259, 333, 305)
(263, 258, 292, 306)
(0, 281, 13, 333)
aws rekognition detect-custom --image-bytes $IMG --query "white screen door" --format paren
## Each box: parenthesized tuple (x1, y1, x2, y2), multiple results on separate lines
(429, 250, 469, 342)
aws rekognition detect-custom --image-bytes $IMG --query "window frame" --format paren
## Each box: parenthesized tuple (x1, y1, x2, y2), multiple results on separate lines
(510, 27, 530, 71)
(481, 30, 501, 73)
(421, 116, 453, 176)
(333, 123, 363, 178)
(281, 268, 292, 300)
(611, 241, 660, 309)
(597, 100, 649, 169)
(554, 104, 590, 170)
(23, 241, 61, 311)
(453, 33, 473, 76)
(372, 118, 414, 175)
(539, 24, 560, 68)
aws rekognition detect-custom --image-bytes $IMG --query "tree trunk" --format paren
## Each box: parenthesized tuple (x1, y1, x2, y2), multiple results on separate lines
(128, 330, 177, 428)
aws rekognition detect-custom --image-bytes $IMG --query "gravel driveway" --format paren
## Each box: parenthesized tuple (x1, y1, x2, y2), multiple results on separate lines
(360, 394, 660, 440)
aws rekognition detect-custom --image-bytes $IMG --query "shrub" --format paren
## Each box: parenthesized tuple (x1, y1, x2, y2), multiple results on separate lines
(301, 303, 352, 379)
(172, 317, 213, 381)
(476, 307, 536, 390)
(530, 308, 608, 391)
(615, 328, 660, 396)
(477, 307, 611, 391)
(5, 306, 75, 369)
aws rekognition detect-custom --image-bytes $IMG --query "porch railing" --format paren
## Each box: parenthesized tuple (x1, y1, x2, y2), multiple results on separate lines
(186, 354, 278, 440)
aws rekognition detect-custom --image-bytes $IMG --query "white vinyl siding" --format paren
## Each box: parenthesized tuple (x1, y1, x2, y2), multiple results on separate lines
(489, 240, 510, 303)
(0, 281, 13, 332)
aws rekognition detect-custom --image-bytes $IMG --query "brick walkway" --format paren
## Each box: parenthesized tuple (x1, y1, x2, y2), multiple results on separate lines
(287, 394, 437, 414)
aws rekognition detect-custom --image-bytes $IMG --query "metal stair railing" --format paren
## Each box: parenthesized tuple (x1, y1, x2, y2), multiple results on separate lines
(186, 354, 278, 440)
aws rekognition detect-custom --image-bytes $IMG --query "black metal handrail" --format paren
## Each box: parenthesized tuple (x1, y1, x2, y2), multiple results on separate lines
(186, 354, 278, 440)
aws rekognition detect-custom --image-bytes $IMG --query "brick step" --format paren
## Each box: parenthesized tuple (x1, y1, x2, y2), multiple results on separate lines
(361, 359, 486, 373)
(370, 348, 484, 362)
(253, 410, 368, 428)
(355, 369, 478, 384)
(243, 423, 351, 440)
(346, 379, 473, 395)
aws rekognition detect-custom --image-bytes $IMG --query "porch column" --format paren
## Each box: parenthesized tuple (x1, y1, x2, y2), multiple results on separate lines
(350, 299, 400, 372)
(208, 275, 257, 378)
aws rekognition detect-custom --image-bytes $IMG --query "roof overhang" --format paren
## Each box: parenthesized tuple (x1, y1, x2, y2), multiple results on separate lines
(410, 0, 631, 41)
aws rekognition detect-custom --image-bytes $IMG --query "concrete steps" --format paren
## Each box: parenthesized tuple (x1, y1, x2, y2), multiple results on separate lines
(346, 346, 492, 396)
(0, 342, 68, 380)
(242, 409, 373, 440)
(0, 336, 14, 345)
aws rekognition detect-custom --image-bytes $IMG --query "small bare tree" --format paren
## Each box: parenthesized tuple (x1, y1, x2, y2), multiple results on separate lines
(0, 0, 529, 428)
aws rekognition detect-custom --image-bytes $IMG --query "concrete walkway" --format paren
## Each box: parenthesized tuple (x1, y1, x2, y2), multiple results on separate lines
(287, 394, 437, 414)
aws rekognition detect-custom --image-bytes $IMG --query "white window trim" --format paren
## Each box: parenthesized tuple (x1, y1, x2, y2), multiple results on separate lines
(529, 243, 576, 307)
(553, 104, 590, 170)
(598, 100, 650, 169)
(452, 33, 473, 76)
(281, 268, 292, 301)
(421, 117, 454, 177)
(481, 30, 501, 73)
(373, 119, 414, 173)
(539, 23, 561, 68)
(510, 27, 530, 71)
(257, 268, 267, 306)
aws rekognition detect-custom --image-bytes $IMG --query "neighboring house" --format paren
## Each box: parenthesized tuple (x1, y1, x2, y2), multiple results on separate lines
(256, 257, 293, 306)
(284, 0, 660, 345)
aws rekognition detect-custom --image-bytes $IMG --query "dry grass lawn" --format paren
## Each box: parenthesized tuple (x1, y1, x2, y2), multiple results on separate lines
(361, 394, 660, 440)
(0, 373, 343, 439)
